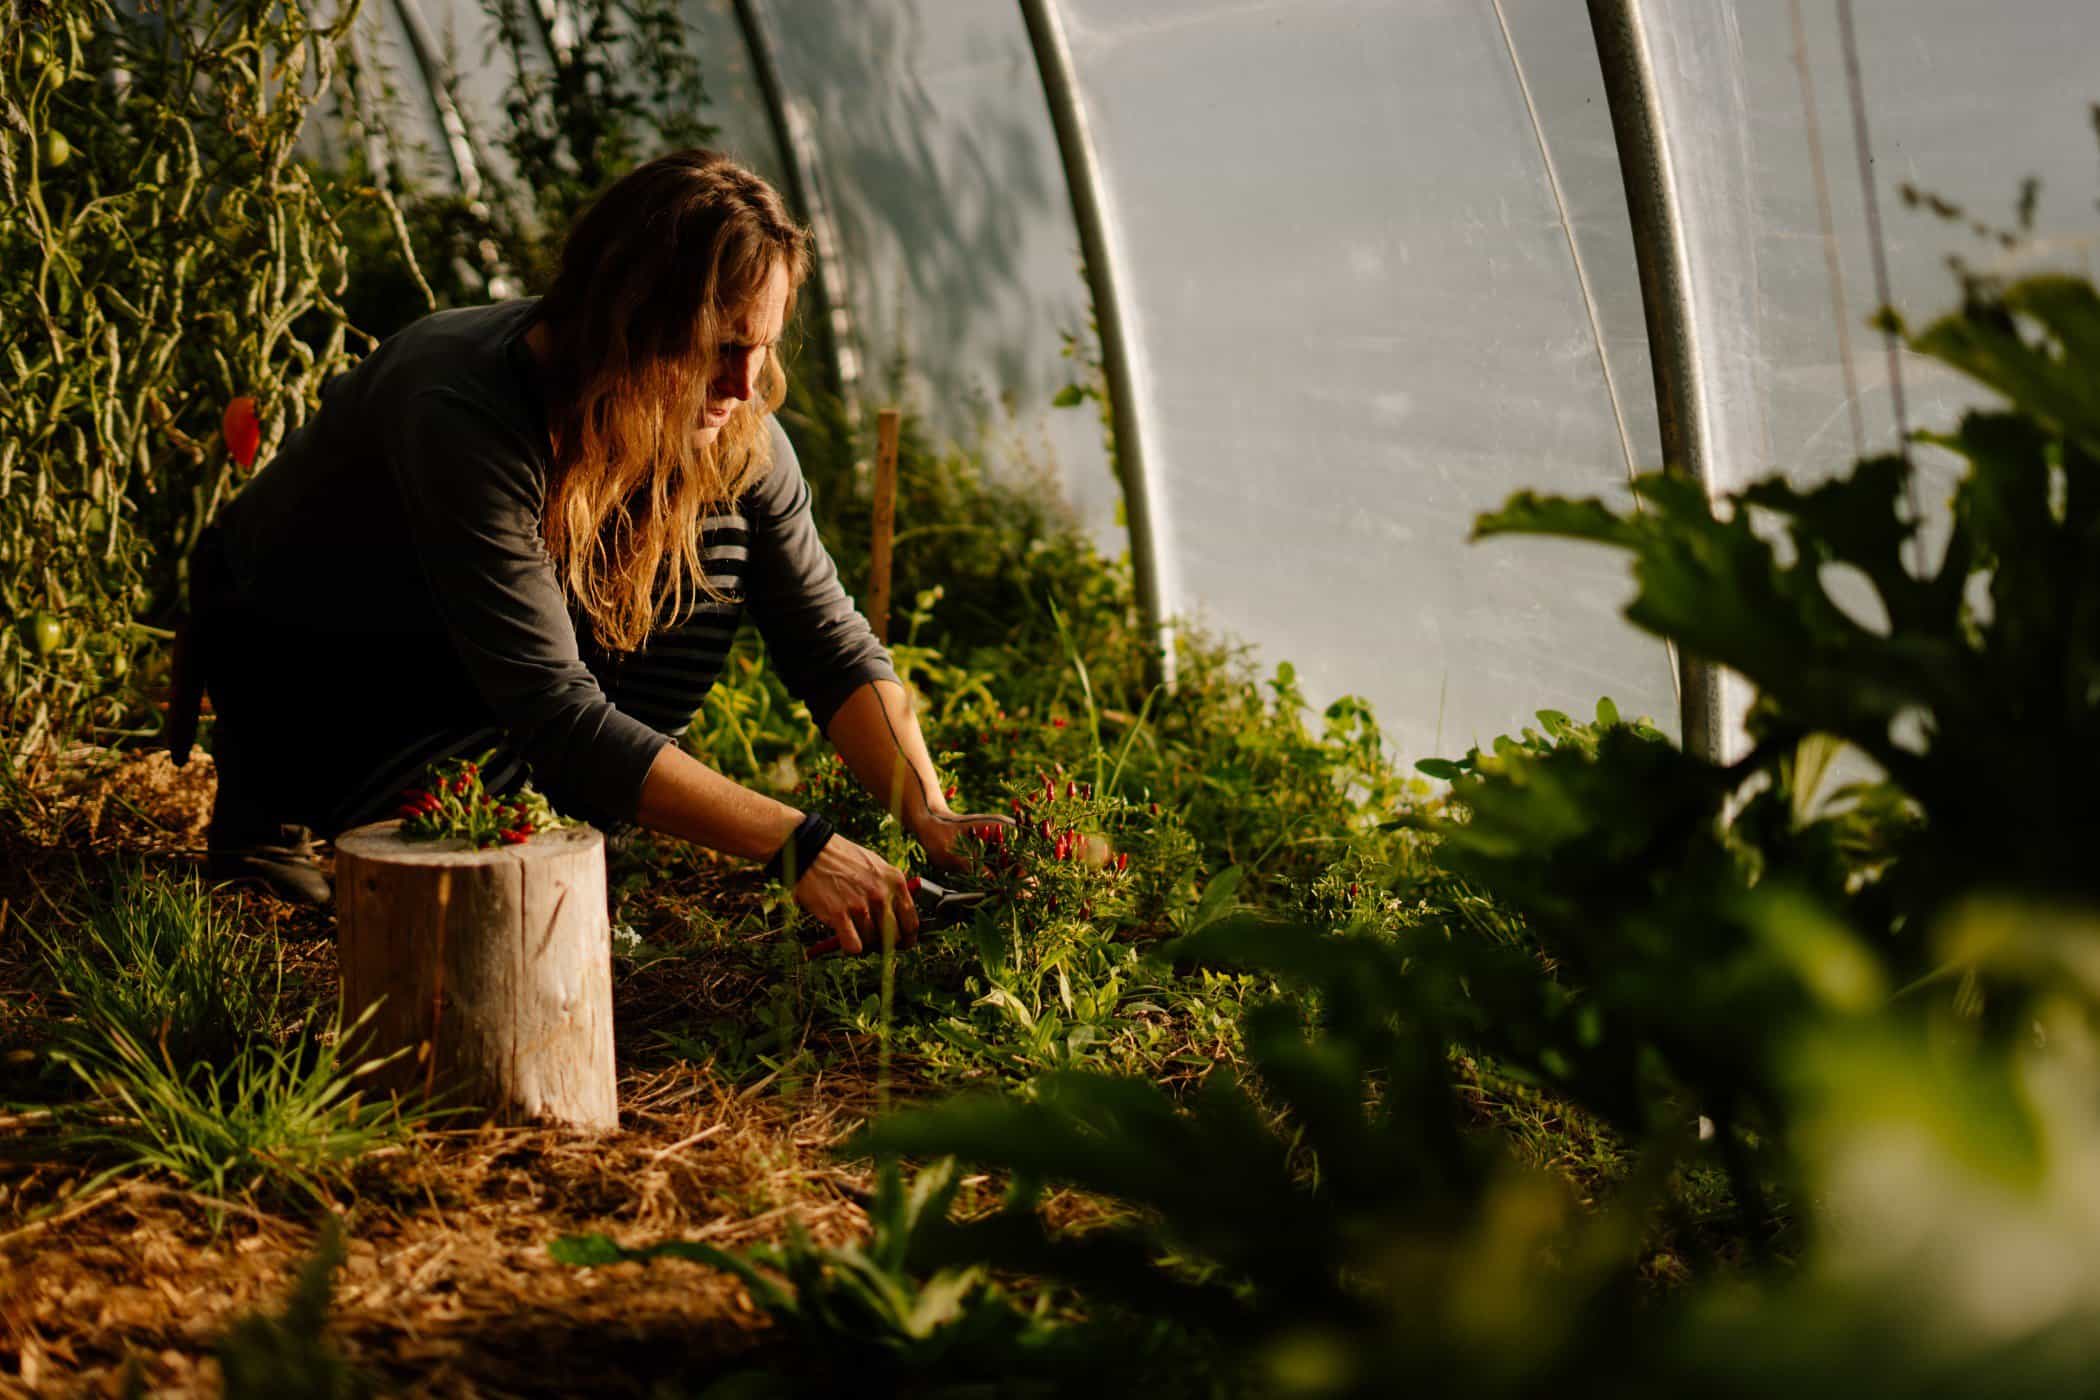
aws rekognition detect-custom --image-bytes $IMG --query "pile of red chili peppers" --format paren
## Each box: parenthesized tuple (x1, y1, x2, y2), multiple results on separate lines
(396, 754, 570, 849)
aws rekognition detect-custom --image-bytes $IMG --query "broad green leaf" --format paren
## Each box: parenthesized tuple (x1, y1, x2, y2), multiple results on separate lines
(1190, 866, 1245, 932)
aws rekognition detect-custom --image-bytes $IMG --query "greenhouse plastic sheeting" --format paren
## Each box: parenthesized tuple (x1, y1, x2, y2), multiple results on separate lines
(751, 1, 1115, 534)
(1642, 0, 2100, 504)
(1623, 0, 2100, 755)
(293, 0, 2100, 767)
(1051, 0, 1678, 758)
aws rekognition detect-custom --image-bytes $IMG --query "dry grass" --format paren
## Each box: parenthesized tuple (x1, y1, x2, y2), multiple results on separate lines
(0, 749, 1118, 1397)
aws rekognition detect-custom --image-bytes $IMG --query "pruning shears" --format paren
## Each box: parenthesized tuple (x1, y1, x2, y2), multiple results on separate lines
(801, 875, 988, 961)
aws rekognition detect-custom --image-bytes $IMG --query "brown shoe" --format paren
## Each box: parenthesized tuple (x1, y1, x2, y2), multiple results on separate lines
(206, 822, 333, 907)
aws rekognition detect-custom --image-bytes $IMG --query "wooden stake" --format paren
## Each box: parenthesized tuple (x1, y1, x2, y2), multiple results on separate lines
(335, 821, 616, 1132)
(869, 408, 901, 645)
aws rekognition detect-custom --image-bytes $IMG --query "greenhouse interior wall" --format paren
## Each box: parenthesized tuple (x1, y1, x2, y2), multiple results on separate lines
(328, 0, 2100, 764)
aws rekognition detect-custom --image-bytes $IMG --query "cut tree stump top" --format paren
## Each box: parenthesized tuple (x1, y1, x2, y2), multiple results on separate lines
(335, 822, 604, 866)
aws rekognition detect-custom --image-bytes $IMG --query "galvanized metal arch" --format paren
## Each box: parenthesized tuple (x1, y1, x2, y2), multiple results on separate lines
(1016, 0, 1172, 688)
(1586, 0, 1756, 764)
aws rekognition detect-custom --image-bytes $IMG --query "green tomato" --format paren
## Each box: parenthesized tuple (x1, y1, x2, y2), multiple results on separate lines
(25, 613, 63, 657)
(23, 37, 49, 69)
(83, 505, 108, 536)
(91, 633, 129, 680)
(42, 128, 70, 169)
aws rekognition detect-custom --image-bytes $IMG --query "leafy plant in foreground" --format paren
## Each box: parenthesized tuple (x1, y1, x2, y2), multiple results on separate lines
(553, 1159, 1130, 1395)
(847, 244, 2100, 1390)
(1478, 274, 2100, 932)
(214, 1221, 373, 1399)
(858, 937, 1649, 1395)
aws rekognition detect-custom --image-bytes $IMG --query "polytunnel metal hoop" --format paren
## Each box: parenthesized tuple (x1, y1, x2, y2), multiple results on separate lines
(1585, 0, 1746, 765)
(1017, 0, 1172, 691)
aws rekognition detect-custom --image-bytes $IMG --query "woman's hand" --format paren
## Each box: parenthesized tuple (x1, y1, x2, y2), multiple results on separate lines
(824, 683, 1015, 875)
(794, 832, 919, 955)
(911, 809, 1018, 873)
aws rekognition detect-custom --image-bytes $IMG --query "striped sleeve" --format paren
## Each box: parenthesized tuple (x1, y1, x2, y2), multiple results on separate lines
(740, 418, 898, 731)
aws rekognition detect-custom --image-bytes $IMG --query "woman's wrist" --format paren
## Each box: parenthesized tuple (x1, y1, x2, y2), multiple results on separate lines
(763, 810, 836, 885)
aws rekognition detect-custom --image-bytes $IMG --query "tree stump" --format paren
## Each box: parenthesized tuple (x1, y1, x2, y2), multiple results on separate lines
(334, 820, 617, 1132)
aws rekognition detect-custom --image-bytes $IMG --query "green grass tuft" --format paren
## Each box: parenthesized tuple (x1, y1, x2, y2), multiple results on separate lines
(45, 1003, 419, 1206)
(34, 862, 280, 1072)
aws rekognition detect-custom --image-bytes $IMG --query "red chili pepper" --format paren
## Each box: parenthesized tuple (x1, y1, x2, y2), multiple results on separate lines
(396, 804, 422, 820)
(501, 829, 529, 845)
(1037, 818, 1053, 841)
(1348, 883, 1361, 898)
(1149, 802, 1161, 818)
(1066, 780, 1077, 800)
(403, 789, 432, 806)
(1051, 717, 1066, 729)
(221, 396, 261, 468)
(1115, 852, 1130, 873)
(944, 783, 957, 801)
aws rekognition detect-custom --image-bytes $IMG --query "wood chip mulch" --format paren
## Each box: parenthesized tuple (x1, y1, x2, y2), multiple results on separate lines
(0, 746, 1053, 1397)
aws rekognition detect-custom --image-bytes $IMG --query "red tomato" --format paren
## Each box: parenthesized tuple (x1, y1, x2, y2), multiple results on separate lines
(222, 396, 261, 468)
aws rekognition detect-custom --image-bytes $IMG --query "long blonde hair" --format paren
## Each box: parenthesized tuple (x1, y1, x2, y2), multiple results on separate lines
(535, 150, 812, 651)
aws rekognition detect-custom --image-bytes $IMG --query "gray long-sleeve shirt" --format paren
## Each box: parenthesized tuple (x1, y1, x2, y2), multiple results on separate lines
(219, 297, 894, 823)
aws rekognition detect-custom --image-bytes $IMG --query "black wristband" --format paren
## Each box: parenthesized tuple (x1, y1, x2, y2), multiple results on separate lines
(764, 811, 836, 886)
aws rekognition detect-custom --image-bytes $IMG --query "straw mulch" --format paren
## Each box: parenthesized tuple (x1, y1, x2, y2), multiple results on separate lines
(0, 748, 1026, 1397)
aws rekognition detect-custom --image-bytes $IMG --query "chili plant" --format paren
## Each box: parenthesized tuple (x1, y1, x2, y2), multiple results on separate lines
(395, 753, 572, 848)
